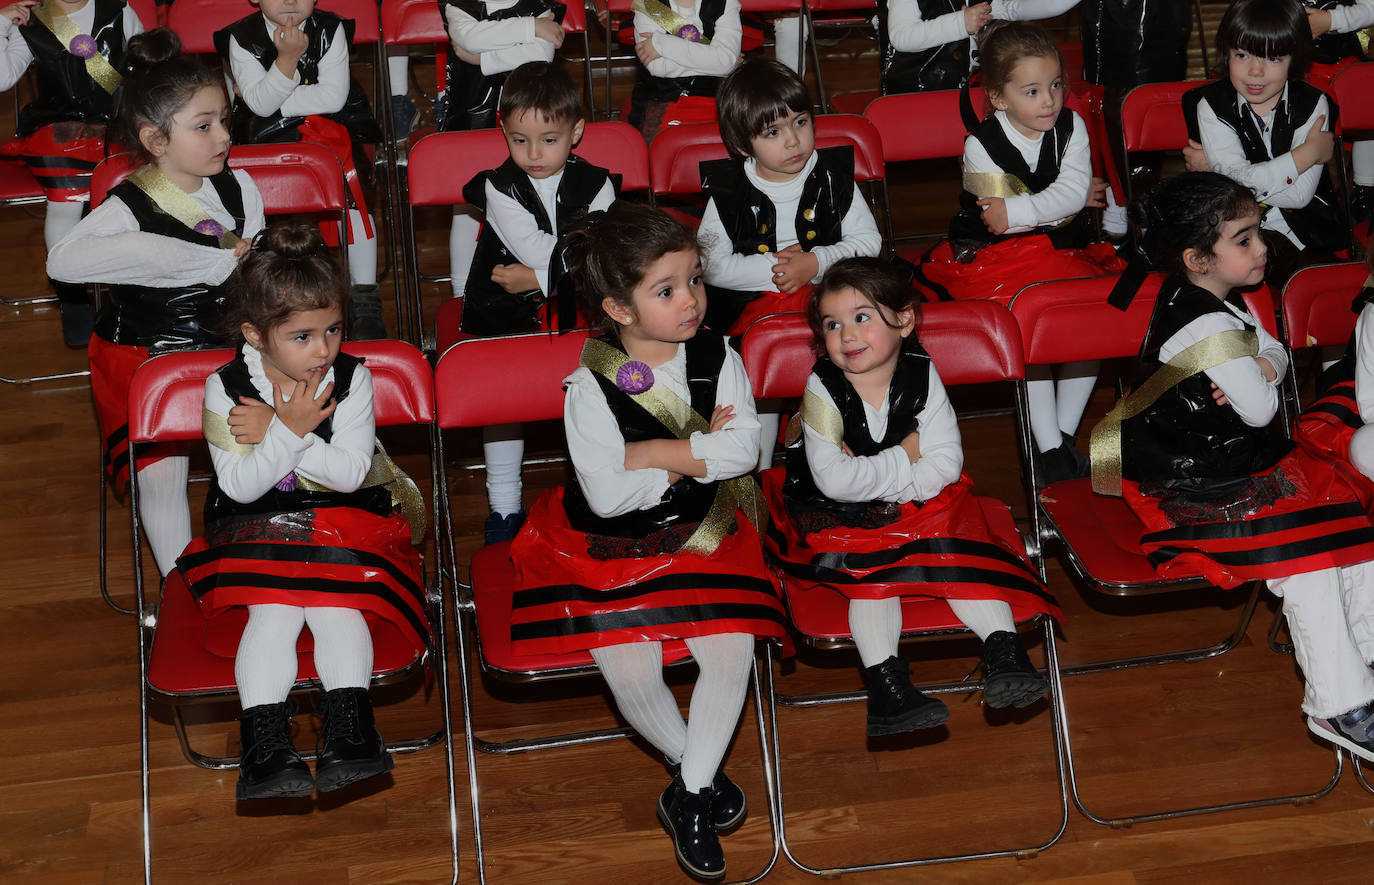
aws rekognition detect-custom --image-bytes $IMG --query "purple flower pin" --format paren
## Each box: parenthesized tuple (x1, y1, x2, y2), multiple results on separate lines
(193, 219, 226, 238)
(275, 472, 299, 492)
(616, 360, 654, 394)
(676, 24, 701, 42)
(68, 34, 98, 59)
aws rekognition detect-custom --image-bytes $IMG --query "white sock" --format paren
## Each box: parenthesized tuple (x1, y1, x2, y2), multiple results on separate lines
(136, 456, 192, 577)
(347, 213, 378, 286)
(1103, 187, 1127, 236)
(236, 604, 306, 708)
(450, 213, 480, 299)
(304, 606, 373, 690)
(947, 597, 1016, 642)
(592, 640, 688, 762)
(482, 426, 524, 515)
(1055, 361, 1099, 439)
(757, 412, 780, 470)
(44, 199, 84, 250)
(849, 597, 902, 668)
(773, 15, 803, 74)
(1354, 139, 1374, 187)
(1025, 367, 1062, 453)
(388, 53, 410, 98)
(680, 633, 753, 792)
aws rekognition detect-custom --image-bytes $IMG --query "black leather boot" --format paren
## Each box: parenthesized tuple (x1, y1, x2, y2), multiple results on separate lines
(52, 279, 92, 349)
(862, 656, 949, 737)
(235, 702, 315, 800)
(657, 775, 725, 879)
(666, 762, 747, 831)
(980, 631, 1049, 709)
(314, 687, 393, 792)
(348, 284, 387, 341)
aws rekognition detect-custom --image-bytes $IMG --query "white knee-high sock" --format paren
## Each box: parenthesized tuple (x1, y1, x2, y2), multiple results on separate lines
(347, 212, 378, 286)
(1272, 570, 1374, 717)
(1354, 139, 1374, 187)
(1103, 186, 1127, 236)
(1054, 361, 1099, 439)
(482, 425, 524, 515)
(592, 640, 688, 762)
(849, 597, 902, 668)
(236, 604, 306, 708)
(136, 456, 192, 577)
(947, 597, 1016, 642)
(388, 53, 410, 97)
(757, 412, 780, 470)
(1025, 366, 1061, 453)
(304, 606, 373, 691)
(450, 213, 480, 299)
(773, 15, 803, 73)
(680, 633, 753, 791)
(44, 199, 84, 250)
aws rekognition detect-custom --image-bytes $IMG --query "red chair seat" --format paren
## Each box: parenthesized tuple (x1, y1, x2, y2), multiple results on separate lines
(0, 160, 43, 201)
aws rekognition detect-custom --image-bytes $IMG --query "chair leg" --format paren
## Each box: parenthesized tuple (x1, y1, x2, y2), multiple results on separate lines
(98, 447, 136, 615)
(1191, 0, 1210, 75)
(1267, 604, 1294, 655)
(1354, 752, 1374, 794)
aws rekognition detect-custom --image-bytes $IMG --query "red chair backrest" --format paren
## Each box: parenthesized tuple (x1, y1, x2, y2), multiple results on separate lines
(435, 330, 591, 428)
(570, 121, 651, 193)
(1281, 261, 1372, 350)
(1333, 62, 1374, 136)
(863, 89, 985, 163)
(1120, 80, 1200, 153)
(318, 0, 380, 43)
(228, 142, 350, 215)
(128, 0, 158, 31)
(804, 0, 872, 10)
(90, 153, 142, 208)
(170, 0, 378, 54)
(382, 0, 447, 44)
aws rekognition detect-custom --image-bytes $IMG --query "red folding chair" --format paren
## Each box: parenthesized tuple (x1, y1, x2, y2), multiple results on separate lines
(128, 340, 458, 884)
(1118, 80, 1203, 208)
(801, 0, 875, 112)
(738, 306, 1068, 873)
(1008, 274, 1344, 827)
(433, 329, 782, 884)
(1332, 62, 1374, 248)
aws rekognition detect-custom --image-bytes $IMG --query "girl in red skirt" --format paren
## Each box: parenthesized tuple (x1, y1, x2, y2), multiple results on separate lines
(1098, 171, 1374, 762)
(178, 222, 428, 800)
(509, 202, 788, 880)
(763, 257, 1057, 737)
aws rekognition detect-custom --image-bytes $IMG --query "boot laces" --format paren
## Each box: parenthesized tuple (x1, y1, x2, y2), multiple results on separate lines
(249, 705, 293, 755)
(321, 691, 363, 743)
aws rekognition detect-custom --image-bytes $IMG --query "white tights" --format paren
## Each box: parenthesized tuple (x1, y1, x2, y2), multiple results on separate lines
(449, 213, 480, 299)
(848, 596, 1017, 668)
(1026, 361, 1100, 454)
(483, 424, 524, 516)
(44, 199, 84, 251)
(136, 456, 192, 578)
(347, 211, 378, 287)
(235, 603, 374, 709)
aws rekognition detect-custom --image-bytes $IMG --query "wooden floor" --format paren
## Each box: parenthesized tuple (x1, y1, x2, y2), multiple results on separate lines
(5, 7, 1374, 883)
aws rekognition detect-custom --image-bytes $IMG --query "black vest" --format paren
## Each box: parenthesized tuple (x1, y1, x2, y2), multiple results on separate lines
(562, 334, 727, 538)
(876, 0, 969, 95)
(16, 0, 129, 135)
(459, 154, 615, 335)
(95, 167, 246, 352)
(627, 0, 727, 128)
(1078, 0, 1191, 89)
(699, 146, 855, 256)
(1183, 78, 1345, 253)
(1308, 0, 1365, 66)
(215, 10, 382, 146)
(436, 0, 566, 132)
(949, 107, 1090, 249)
(1122, 275, 1292, 497)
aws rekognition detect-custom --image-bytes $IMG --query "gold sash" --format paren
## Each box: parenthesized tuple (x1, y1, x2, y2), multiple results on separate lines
(963, 171, 1032, 199)
(632, 0, 712, 43)
(799, 388, 844, 446)
(1088, 329, 1258, 497)
(32, 2, 122, 95)
(581, 337, 766, 555)
(127, 165, 241, 249)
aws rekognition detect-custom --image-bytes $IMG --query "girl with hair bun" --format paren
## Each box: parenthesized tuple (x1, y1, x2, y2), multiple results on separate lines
(48, 27, 266, 582)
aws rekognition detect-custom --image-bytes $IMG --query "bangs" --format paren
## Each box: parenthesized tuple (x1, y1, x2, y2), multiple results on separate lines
(1231, 24, 1298, 60)
(1217, 0, 1310, 71)
(750, 92, 810, 135)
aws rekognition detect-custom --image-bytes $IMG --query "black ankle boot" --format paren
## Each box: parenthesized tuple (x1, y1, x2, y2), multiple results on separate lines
(1352, 184, 1374, 225)
(1060, 431, 1090, 478)
(862, 656, 949, 737)
(236, 702, 315, 800)
(52, 280, 92, 349)
(314, 687, 393, 793)
(980, 631, 1048, 709)
(657, 776, 725, 879)
(348, 284, 387, 341)
(666, 762, 747, 831)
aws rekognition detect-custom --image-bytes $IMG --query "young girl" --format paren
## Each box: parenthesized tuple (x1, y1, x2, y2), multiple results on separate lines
(1304, 0, 1374, 225)
(917, 22, 1120, 486)
(626, 0, 742, 140)
(508, 202, 790, 880)
(1097, 172, 1374, 762)
(0, 0, 145, 346)
(762, 258, 1056, 736)
(1183, 0, 1343, 288)
(177, 222, 430, 799)
(216, 0, 386, 339)
(47, 28, 266, 580)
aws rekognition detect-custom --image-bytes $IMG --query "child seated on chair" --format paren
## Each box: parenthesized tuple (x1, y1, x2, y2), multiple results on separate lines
(699, 56, 882, 468)
(438, 0, 564, 133)
(1303, 0, 1374, 225)
(177, 222, 430, 799)
(626, 0, 742, 141)
(456, 60, 616, 544)
(761, 257, 1056, 737)
(508, 202, 790, 880)
(215, 0, 387, 338)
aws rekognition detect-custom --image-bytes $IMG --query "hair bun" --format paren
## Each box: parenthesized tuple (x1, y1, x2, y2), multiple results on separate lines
(124, 28, 184, 76)
(255, 221, 328, 260)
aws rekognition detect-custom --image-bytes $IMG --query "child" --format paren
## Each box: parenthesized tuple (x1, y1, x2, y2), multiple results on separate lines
(438, 0, 564, 132)
(700, 56, 882, 468)
(0, 0, 145, 346)
(508, 202, 790, 879)
(458, 60, 617, 544)
(1183, 0, 1344, 288)
(177, 222, 430, 799)
(1096, 172, 1374, 762)
(627, 0, 742, 140)
(917, 22, 1119, 485)
(762, 258, 1057, 735)
(1304, 0, 1374, 224)
(47, 28, 266, 580)
(215, 0, 386, 339)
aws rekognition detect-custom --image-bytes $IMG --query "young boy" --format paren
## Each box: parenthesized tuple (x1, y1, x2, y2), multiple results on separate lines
(699, 56, 881, 467)
(459, 60, 616, 544)
(438, 0, 565, 133)
(215, 0, 386, 338)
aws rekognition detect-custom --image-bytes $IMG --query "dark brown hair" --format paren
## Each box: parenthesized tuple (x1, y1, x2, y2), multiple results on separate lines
(808, 257, 918, 343)
(1216, 0, 1311, 78)
(498, 60, 584, 125)
(1132, 172, 1260, 275)
(115, 29, 222, 164)
(715, 57, 813, 160)
(226, 222, 351, 342)
(978, 21, 1063, 102)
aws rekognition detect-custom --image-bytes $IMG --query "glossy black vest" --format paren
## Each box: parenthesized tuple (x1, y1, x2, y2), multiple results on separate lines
(627, 0, 726, 127)
(15, 0, 129, 134)
(436, 0, 566, 132)
(876, 0, 969, 95)
(1078, 0, 1191, 89)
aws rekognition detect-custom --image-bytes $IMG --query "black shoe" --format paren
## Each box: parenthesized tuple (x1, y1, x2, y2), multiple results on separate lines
(862, 656, 949, 737)
(1061, 431, 1090, 478)
(53, 280, 92, 348)
(657, 776, 725, 880)
(314, 687, 394, 793)
(1352, 185, 1374, 225)
(348, 284, 388, 341)
(666, 762, 747, 831)
(980, 631, 1048, 709)
(484, 509, 526, 545)
(235, 702, 315, 800)
(1308, 701, 1374, 763)
(390, 93, 418, 140)
(1033, 442, 1079, 489)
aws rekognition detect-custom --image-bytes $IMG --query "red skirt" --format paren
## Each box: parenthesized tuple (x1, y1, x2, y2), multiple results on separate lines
(177, 505, 430, 655)
(917, 235, 1125, 304)
(0, 122, 106, 202)
(761, 469, 1060, 620)
(89, 334, 180, 492)
(728, 284, 811, 337)
(1123, 445, 1374, 590)
(507, 488, 791, 656)
(1295, 378, 1374, 509)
